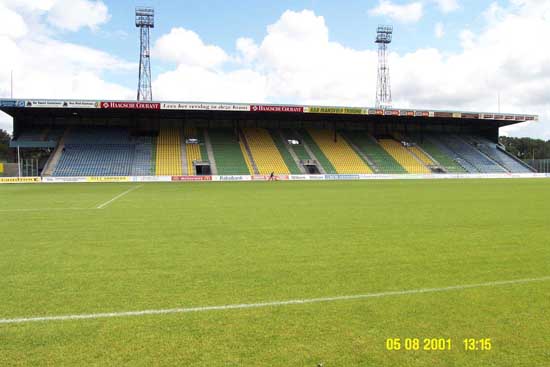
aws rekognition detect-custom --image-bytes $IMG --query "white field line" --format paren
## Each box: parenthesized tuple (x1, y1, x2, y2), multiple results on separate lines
(95, 185, 143, 209)
(1, 276, 549, 325)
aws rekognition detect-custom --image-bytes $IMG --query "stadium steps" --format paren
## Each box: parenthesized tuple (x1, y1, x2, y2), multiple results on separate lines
(130, 136, 154, 176)
(455, 135, 509, 172)
(427, 135, 476, 172)
(269, 129, 302, 174)
(241, 128, 290, 174)
(150, 137, 157, 175)
(203, 129, 218, 174)
(344, 132, 407, 173)
(298, 129, 337, 174)
(155, 127, 183, 176)
(405, 145, 442, 172)
(208, 129, 252, 175)
(199, 129, 209, 162)
(239, 129, 259, 174)
(378, 139, 431, 174)
(184, 127, 201, 175)
(436, 134, 505, 173)
(42, 128, 68, 176)
(180, 128, 190, 175)
(496, 146, 536, 172)
(463, 135, 533, 173)
(340, 132, 380, 173)
(305, 129, 372, 174)
(412, 136, 467, 173)
(280, 129, 322, 173)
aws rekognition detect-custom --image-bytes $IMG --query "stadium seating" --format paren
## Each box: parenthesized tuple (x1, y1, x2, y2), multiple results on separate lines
(53, 127, 136, 176)
(412, 136, 467, 173)
(131, 136, 154, 176)
(306, 129, 372, 174)
(156, 127, 183, 176)
(343, 132, 406, 174)
(268, 130, 302, 174)
(464, 136, 533, 173)
(184, 127, 202, 175)
(378, 139, 431, 174)
(242, 128, 290, 174)
(281, 130, 312, 161)
(208, 129, 252, 175)
(435, 135, 507, 173)
(299, 130, 337, 174)
(40, 126, 533, 177)
(408, 146, 436, 167)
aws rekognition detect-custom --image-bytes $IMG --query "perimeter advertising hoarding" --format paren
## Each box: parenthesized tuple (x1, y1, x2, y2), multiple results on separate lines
(86, 176, 130, 182)
(100, 102, 161, 110)
(0, 177, 40, 183)
(250, 105, 304, 113)
(0, 100, 25, 108)
(415, 111, 431, 117)
(171, 176, 213, 181)
(306, 106, 366, 115)
(161, 102, 249, 112)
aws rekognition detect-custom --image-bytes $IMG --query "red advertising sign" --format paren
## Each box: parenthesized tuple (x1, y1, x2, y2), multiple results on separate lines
(100, 101, 161, 110)
(250, 105, 304, 113)
(171, 176, 212, 181)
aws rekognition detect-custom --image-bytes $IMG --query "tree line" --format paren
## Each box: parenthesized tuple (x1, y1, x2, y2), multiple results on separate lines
(499, 136, 550, 160)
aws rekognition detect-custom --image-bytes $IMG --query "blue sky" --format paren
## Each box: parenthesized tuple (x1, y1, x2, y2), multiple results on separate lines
(0, 0, 549, 138)
(63, 0, 489, 88)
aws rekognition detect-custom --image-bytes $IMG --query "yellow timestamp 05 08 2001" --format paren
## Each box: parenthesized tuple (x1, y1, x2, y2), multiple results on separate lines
(385, 338, 492, 352)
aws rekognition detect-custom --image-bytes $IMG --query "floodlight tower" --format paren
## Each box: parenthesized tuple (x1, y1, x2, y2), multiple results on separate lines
(136, 7, 154, 101)
(375, 25, 393, 109)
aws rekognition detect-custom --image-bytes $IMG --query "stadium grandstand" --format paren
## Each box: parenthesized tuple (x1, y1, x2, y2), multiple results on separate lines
(0, 99, 538, 178)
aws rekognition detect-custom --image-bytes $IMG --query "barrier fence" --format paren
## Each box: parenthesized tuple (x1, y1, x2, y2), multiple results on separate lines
(1, 173, 549, 184)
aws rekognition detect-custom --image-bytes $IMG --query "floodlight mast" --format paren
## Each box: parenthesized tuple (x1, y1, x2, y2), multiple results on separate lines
(375, 25, 393, 109)
(136, 7, 154, 101)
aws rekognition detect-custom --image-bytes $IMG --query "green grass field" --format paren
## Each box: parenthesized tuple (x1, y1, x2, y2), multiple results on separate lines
(1, 180, 549, 366)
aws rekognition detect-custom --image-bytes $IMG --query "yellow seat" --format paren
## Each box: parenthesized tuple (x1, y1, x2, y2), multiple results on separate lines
(378, 139, 430, 174)
(308, 129, 372, 174)
(156, 127, 183, 176)
(242, 128, 290, 174)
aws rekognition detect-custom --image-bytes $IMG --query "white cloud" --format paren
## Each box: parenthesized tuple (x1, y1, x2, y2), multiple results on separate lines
(236, 37, 259, 64)
(0, 0, 133, 133)
(434, 22, 444, 38)
(369, 0, 424, 23)
(154, 27, 229, 69)
(432, 0, 459, 13)
(46, 0, 109, 31)
(0, 3, 28, 38)
(152, 6, 550, 139)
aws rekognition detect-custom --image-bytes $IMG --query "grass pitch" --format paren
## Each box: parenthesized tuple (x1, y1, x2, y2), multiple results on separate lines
(0, 179, 549, 366)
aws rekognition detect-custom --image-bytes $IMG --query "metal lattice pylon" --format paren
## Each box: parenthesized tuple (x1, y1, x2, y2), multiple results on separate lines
(375, 25, 393, 109)
(136, 7, 154, 101)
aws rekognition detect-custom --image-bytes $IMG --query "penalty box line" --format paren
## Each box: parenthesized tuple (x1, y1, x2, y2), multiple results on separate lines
(95, 185, 143, 209)
(1, 276, 549, 325)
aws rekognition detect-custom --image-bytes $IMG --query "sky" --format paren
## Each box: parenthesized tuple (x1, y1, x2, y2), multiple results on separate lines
(0, 0, 549, 138)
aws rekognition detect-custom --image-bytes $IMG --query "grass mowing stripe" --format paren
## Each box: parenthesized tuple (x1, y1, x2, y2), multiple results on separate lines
(2, 275, 548, 325)
(95, 184, 143, 209)
(0, 208, 93, 212)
